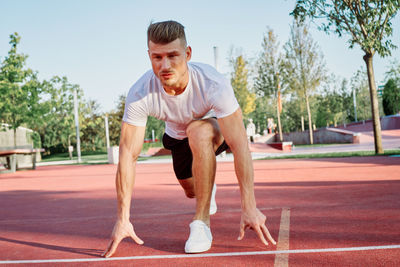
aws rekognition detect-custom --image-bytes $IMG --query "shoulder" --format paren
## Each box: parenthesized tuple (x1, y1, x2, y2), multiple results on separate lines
(188, 63, 239, 118)
(188, 62, 231, 95)
(189, 62, 226, 84)
(123, 70, 156, 126)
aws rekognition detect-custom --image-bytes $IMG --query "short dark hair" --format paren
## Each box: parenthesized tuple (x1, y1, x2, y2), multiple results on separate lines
(147, 20, 187, 47)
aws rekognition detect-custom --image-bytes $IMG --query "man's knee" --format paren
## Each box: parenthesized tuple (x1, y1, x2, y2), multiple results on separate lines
(186, 120, 220, 152)
(184, 189, 195, 198)
(179, 178, 195, 198)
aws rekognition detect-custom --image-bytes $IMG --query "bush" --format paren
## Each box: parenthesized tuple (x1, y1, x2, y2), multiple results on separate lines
(383, 79, 400, 115)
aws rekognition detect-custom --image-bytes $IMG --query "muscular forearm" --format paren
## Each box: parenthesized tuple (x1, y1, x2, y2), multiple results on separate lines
(231, 145, 257, 211)
(103, 123, 145, 258)
(115, 149, 137, 221)
(218, 109, 258, 211)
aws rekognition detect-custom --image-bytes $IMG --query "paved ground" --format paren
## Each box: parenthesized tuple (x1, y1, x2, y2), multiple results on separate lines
(282, 129, 400, 156)
(1, 126, 400, 266)
(1, 156, 400, 266)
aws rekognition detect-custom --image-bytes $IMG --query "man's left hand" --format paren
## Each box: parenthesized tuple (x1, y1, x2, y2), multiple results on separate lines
(238, 208, 276, 246)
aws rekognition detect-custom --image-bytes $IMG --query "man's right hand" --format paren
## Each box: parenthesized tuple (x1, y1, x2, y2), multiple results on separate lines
(102, 220, 144, 258)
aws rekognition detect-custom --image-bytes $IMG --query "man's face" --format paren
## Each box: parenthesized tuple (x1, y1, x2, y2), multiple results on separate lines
(148, 38, 192, 91)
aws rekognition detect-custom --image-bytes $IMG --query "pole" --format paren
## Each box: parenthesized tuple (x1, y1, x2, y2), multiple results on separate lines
(73, 88, 81, 163)
(213, 46, 219, 71)
(105, 114, 110, 149)
(214, 46, 225, 158)
(276, 73, 283, 142)
(353, 88, 358, 122)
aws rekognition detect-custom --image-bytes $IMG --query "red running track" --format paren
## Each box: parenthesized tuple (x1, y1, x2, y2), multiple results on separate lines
(1, 156, 400, 266)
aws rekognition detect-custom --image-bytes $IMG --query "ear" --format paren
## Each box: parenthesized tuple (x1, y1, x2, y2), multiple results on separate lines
(186, 46, 192, 62)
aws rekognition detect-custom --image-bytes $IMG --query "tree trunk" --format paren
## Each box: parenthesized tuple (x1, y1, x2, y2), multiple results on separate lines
(276, 98, 283, 142)
(276, 80, 283, 142)
(305, 93, 313, 144)
(363, 53, 384, 154)
(13, 128, 17, 148)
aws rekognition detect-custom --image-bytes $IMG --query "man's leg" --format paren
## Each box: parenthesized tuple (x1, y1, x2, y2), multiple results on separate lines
(183, 118, 223, 253)
(179, 178, 217, 216)
(185, 118, 224, 226)
(178, 178, 195, 198)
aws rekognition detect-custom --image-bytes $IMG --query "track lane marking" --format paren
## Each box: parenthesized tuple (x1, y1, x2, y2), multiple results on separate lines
(274, 208, 290, 267)
(1, 245, 400, 264)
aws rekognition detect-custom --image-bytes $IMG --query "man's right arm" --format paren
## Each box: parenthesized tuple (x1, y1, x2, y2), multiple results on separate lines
(102, 122, 146, 258)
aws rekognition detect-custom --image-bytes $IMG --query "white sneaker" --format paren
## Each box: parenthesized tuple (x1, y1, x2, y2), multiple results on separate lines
(209, 184, 217, 215)
(184, 220, 213, 253)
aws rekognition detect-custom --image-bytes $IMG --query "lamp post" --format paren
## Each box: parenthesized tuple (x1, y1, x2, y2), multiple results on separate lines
(73, 88, 81, 163)
(214, 46, 226, 158)
(353, 87, 358, 122)
(105, 114, 110, 149)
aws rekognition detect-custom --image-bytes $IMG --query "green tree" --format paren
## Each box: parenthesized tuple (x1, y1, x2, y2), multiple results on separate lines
(385, 60, 400, 81)
(38, 76, 83, 154)
(292, 0, 400, 153)
(284, 20, 326, 144)
(382, 78, 400, 115)
(80, 99, 106, 151)
(0, 33, 45, 147)
(249, 97, 272, 135)
(254, 28, 286, 140)
(107, 94, 125, 146)
(383, 61, 400, 115)
(350, 69, 372, 121)
(145, 116, 165, 141)
(230, 55, 256, 119)
(315, 76, 350, 127)
(281, 98, 304, 132)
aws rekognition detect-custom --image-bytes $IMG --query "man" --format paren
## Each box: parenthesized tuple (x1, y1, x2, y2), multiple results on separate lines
(247, 118, 256, 143)
(102, 20, 276, 257)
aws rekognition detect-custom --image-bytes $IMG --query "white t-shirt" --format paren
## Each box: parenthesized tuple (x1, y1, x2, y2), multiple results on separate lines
(123, 62, 239, 140)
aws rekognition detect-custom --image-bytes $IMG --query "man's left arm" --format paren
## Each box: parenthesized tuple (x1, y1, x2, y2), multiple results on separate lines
(218, 108, 276, 246)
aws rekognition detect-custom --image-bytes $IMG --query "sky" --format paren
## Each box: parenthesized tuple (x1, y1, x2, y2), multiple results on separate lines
(1, 0, 399, 113)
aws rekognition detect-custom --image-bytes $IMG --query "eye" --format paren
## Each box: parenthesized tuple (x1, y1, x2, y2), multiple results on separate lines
(169, 52, 180, 58)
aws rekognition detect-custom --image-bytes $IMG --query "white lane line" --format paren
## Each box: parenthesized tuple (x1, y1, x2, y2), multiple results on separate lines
(274, 208, 290, 267)
(1, 245, 400, 264)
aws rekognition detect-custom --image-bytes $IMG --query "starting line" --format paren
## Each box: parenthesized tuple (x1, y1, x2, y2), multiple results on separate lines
(1, 245, 400, 264)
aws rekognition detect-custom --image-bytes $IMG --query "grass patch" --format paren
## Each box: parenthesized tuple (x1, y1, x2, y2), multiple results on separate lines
(141, 141, 163, 152)
(40, 146, 170, 165)
(65, 154, 171, 165)
(293, 143, 346, 148)
(40, 146, 400, 165)
(42, 151, 107, 162)
(139, 154, 171, 161)
(258, 149, 400, 160)
(41, 142, 163, 163)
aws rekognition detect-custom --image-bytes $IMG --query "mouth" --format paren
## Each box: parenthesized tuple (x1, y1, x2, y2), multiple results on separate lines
(160, 72, 174, 79)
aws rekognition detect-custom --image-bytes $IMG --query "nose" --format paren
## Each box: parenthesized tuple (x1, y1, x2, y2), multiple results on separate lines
(161, 57, 171, 70)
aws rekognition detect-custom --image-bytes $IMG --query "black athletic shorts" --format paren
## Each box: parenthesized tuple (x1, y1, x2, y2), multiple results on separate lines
(162, 133, 229, 180)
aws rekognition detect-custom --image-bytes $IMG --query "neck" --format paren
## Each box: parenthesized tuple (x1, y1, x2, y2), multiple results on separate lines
(164, 68, 189, 96)
(164, 86, 186, 96)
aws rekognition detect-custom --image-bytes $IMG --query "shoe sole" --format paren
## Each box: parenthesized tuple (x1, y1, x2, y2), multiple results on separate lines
(185, 243, 212, 254)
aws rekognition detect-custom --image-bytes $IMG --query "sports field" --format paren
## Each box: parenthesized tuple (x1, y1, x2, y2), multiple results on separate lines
(1, 156, 400, 266)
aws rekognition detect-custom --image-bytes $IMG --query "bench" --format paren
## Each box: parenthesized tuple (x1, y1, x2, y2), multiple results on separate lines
(0, 148, 45, 173)
(268, 142, 293, 152)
